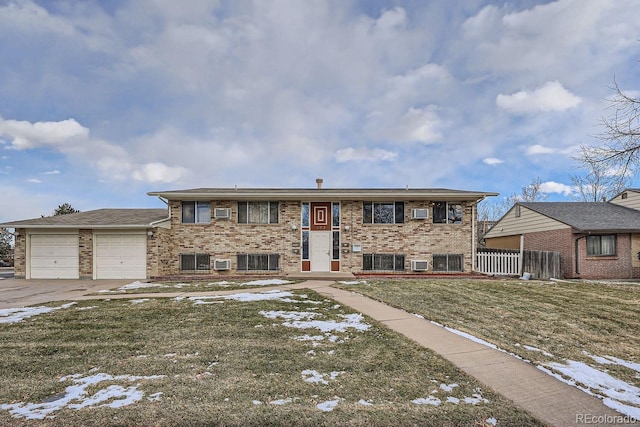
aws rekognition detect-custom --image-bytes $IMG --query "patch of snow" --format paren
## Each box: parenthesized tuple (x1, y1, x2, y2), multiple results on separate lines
(117, 281, 168, 291)
(260, 310, 320, 321)
(523, 345, 554, 357)
(413, 313, 425, 319)
(585, 352, 640, 374)
(301, 370, 344, 385)
(463, 392, 489, 405)
(446, 396, 460, 404)
(317, 398, 340, 412)
(178, 290, 314, 304)
(76, 306, 98, 311)
(440, 383, 458, 392)
(485, 417, 498, 426)
(0, 371, 165, 420)
(147, 392, 163, 402)
(129, 299, 150, 305)
(358, 399, 373, 406)
(444, 326, 499, 350)
(338, 280, 367, 285)
(269, 398, 293, 406)
(280, 313, 371, 333)
(0, 302, 77, 324)
(542, 360, 640, 418)
(411, 396, 441, 405)
(241, 279, 291, 286)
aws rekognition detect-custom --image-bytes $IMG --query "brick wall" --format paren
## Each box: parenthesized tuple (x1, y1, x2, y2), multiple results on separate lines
(13, 228, 26, 279)
(523, 228, 574, 278)
(152, 200, 477, 277)
(523, 229, 633, 279)
(575, 233, 632, 279)
(78, 229, 93, 279)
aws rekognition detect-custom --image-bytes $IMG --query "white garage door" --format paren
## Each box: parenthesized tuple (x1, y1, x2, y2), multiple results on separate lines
(95, 234, 147, 279)
(30, 234, 79, 279)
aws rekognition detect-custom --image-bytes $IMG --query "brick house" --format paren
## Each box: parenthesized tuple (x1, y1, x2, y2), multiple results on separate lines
(0, 183, 496, 280)
(483, 200, 640, 279)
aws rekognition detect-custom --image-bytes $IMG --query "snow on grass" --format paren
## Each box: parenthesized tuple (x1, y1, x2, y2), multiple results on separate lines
(540, 360, 640, 419)
(358, 399, 373, 406)
(301, 370, 344, 385)
(443, 326, 499, 350)
(338, 280, 367, 285)
(411, 385, 488, 407)
(129, 298, 150, 305)
(317, 398, 340, 412)
(118, 281, 169, 291)
(176, 290, 318, 305)
(522, 345, 554, 357)
(0, 370, 165, 420)
(240, 279, 291, 286)
(0, 302, 76, 324)
(260, 310, 320, 321)
(261, 312, 370, 333)
(585, 352, 640, 374)
(411, 396, 442, 405)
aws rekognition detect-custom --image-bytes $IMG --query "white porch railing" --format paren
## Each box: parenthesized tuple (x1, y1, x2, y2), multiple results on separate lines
(476, 250, 521, 276)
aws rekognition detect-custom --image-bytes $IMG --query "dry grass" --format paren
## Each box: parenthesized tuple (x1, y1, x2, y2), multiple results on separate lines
(334, 278, 640, 387)
(0, 288, 543, 426)
(92, 279, 302, 295)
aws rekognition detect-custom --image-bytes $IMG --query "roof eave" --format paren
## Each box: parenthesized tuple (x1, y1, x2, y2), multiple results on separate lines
(6, 224, 157, 229)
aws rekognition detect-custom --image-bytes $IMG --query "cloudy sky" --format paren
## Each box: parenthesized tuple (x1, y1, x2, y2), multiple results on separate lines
(1, 0, 640, 221)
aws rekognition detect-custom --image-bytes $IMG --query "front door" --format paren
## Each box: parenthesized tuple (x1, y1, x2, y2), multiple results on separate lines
(310, 231, 332, 271)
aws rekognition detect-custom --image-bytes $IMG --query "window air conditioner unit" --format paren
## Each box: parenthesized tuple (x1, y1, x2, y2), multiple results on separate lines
(411, 260, 429, 272)
(214, 259, 231, 271)
(412, 208, 429, 219)
(214, 208, 231, 219)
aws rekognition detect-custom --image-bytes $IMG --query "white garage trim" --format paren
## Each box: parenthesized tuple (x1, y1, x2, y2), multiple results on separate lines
(28, 232, 79, 279)
(93, 231, 148, 279)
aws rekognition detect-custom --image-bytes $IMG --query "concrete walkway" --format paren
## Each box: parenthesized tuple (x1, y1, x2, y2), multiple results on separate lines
(0, 278, 633, 426)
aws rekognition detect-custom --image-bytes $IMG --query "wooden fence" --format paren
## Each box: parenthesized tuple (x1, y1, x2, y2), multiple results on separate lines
(522, 250, 562, 280)
(476, 249, 562, 279)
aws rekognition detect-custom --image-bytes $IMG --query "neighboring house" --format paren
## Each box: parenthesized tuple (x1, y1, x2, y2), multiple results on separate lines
(0, 183, 496, 280)
(483, 201, 640, 279)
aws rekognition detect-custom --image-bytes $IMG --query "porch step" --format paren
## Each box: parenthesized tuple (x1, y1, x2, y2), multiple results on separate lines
(286, 272, 356, 280)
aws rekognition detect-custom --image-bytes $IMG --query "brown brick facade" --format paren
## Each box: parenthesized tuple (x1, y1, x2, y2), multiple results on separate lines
(522, 229, 635, 279)
(13, 228, 26, 279)
(150, 199, 477, 277)
(79, 229, 93, 279)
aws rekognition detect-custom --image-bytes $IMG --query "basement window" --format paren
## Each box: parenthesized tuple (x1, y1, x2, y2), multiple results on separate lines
(362, 254, 405, 271)
(237, 254, 280, 271)
(432, 254, 463, 272)
(180, 254, 210, 271)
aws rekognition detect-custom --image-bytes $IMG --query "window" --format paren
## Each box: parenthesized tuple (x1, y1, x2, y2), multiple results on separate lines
(333, 231, 340, 260)
(432, 254, 463, 272)
(237, 254, 280, 271)
(302, 231, 309, 260)
(180, 254, 210, 271)
(363, 202, 405, 224)
(586, 235, 616, 256)
(181, 202, 210, 224)
(362, 254, 405, 271)
(238, 202, 279, 224)
(433, 202, 463, 224)
(332, 202, 340, 227)
(302, 203, 310, 227)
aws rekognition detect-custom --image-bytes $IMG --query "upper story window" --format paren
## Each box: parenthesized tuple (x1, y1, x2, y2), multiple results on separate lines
(363, 202, 404, 224)
(238, 201, 279, 224)
(433, 202, 463, 224)
(586, 235, 616, 256)
(181, 201, 210, 224)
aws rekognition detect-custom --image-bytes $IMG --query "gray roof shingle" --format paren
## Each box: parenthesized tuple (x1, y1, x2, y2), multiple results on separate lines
(520, 202, 640, 232)
(0, 208, 168, 228)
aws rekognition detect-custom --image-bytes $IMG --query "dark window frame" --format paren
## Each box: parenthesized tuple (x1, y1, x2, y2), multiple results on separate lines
(237, 253, 280, 271)
(181, 201, 211, 224)
(433, 202, 463, 224)
(432, 254, 464, 272)
(362, 253, 405, 271)
(237, 201, 279, 224)
(180, 253, 211, 271)
(586, 235, 617, 256)
(362, 202, 405, 224)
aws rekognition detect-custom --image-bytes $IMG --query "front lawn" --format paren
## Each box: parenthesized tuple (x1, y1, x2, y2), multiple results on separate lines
(0, 288, 542, 426)
(335, 278, 640, 418)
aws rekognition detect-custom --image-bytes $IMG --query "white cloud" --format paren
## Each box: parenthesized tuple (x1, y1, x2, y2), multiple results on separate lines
(27, 178, 42, 184)
(525, 144, 580, 156)
(334, 148, 397, 163)
(44, 170, 61, 175)
(483, 158, 503, 165)
(0, 117, 89, 150)
(540, 181, 575, 196)
(131, 162, 188, 183)
(497, 81, 581, 114)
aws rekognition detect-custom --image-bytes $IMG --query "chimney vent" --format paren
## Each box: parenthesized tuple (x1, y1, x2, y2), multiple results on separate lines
(316, 178, 323, 189)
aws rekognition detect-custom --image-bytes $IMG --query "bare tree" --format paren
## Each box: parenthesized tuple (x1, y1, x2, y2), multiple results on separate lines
(478, 177, 548, 222)
(570, 146, 629, 201)
(578, 79, 640, 187)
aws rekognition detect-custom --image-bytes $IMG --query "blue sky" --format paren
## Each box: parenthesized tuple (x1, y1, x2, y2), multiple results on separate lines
(1, 0, 640, 221)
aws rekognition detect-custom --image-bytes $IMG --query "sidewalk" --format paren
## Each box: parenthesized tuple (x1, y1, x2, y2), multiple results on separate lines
(1, 278, 633, 426)
(286, 281, 630, 427)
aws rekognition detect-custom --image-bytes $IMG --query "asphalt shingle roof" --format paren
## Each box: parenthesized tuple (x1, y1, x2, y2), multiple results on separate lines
(520, 202, 640, 232)
(0, 209, 168, 228)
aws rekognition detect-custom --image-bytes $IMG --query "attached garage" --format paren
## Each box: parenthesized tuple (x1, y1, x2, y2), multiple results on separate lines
(94, 233, 147, 279)
(29, 234, 79, 279)
(1, 208, 169, 280)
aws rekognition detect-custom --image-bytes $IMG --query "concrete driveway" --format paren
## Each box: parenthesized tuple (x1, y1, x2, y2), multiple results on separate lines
(0, 278, 135, 309)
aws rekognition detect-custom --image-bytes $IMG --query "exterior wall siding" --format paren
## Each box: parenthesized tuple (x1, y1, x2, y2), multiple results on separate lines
(153, 199, 476, 277)
(575, 233, 632, 279)
(610, 190, 640, 210)
(484, 205, 569, 239)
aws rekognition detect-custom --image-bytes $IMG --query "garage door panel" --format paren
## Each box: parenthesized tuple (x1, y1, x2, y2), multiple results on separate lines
(95, 234, 147, 279)
(30, 234, 79, 279)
